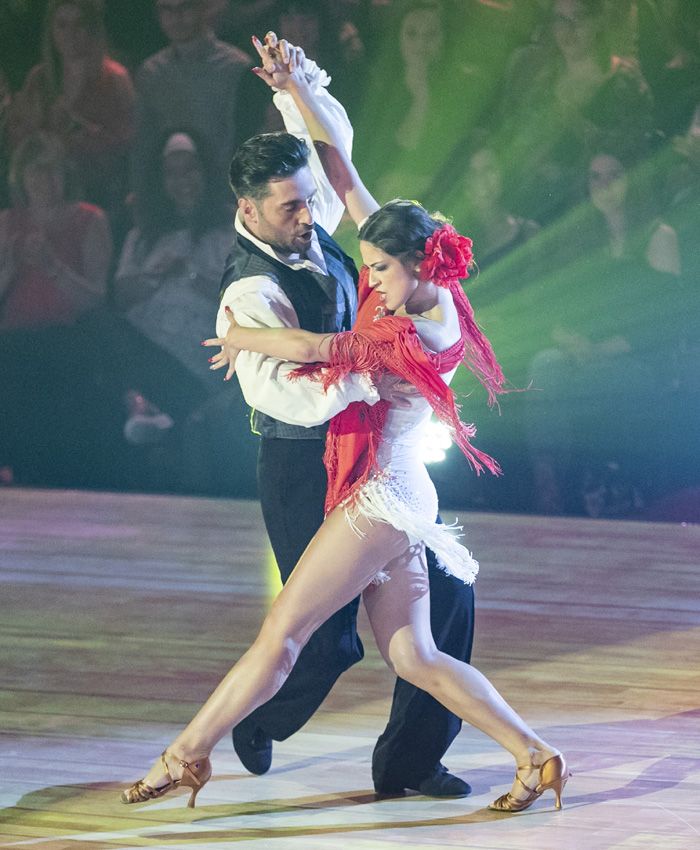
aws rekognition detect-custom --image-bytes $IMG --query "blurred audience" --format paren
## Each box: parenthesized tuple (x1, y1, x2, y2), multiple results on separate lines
(0, 131, 112, 486)
(111, 128, 253, 494)
(132, 0, 259, 210)
(116, 128, 230, 372)
(7, 0, 135, 229)
(524, 149, 682, 515)
(0, 131, 111, 332)
(0, 0, 696, 514)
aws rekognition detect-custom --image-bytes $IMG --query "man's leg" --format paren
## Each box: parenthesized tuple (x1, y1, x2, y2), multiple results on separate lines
(232, 438, 364, 772)
(371, 547, 475, 795)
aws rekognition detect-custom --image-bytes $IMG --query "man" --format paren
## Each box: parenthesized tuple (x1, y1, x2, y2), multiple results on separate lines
(216, 47, 475, 798)
(132, 0, 260, 207)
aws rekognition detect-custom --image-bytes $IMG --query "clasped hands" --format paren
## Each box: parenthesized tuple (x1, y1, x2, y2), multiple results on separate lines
(250, 31, 308, 92)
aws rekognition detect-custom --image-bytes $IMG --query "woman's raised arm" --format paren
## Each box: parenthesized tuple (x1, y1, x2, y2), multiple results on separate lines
(251, 34, 379, 227)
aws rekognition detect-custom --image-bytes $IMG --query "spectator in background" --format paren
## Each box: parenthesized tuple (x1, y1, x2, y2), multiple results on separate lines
(665, 105, 700, 342)
(211, 1, 367, 120)
(394, 0, 444, 153)
(436, 141, 541, 512)
(0, 131, 112, 486)
(358, 0, 454, 201)
(637, 0, 700, 140)
(113, 128, 254, 494)
(0, 131, 111, 333)
(501, 0, 653, 223)
(7, 0, 135, 230)
(132, 0, 259, 209)
(461, 145, 540, 274)
(524, 149, 682, 516)
(115, 128, 231, 387)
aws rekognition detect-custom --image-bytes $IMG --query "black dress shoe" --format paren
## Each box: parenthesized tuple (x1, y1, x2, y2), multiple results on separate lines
(413, 765, 471, 797)
(376, 764, 471, 798)
(232, 717, 272, 775)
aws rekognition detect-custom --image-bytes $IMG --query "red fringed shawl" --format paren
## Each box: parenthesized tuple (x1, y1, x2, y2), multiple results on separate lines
(292, 266, 505, 515)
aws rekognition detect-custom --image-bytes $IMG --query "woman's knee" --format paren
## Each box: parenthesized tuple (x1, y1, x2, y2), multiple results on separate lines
(389, 640, 440, 689)
(257, 606, 312, 673)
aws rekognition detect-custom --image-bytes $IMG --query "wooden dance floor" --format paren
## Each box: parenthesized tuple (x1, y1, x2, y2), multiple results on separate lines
(1, 488, 699, 850)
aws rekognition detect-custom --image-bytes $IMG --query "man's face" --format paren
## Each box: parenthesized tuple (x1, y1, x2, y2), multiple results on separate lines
(241, 167, 317, 255)
(156, 0, 206, 45)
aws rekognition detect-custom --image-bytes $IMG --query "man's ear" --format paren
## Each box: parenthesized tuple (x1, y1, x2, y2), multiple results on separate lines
(238, 196, 258, 224)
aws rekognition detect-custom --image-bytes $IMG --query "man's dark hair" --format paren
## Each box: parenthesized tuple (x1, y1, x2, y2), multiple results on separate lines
(229, 132, 310, 200)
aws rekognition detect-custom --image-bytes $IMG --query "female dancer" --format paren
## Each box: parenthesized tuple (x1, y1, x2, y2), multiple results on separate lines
(121, 36, 568, 815)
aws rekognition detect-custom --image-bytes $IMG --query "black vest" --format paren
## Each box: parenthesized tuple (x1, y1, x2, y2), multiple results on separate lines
(219, 224, 358, 439)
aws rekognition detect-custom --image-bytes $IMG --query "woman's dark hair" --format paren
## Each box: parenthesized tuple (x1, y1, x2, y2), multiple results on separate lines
(135, 126, 229, 248)
(42, 0, 107, 99)
(229, 132, 310, 200)
(358, 199, 447, 258)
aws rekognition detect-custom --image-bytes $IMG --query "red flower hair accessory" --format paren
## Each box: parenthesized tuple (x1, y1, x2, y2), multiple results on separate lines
(419, 223, 473, 287)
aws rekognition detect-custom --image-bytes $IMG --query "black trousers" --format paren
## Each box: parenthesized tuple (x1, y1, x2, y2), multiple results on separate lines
(246, 437, 475, 788)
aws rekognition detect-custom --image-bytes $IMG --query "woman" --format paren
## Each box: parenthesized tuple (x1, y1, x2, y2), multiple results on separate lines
(121, 37, 567, 814)
(524, 148, 683, 516)
(8, 0, 134, 221)
(112, 128, 253, 492)
(0, 130, 112, 485)
(115, 128, 232, 387)
(0, 131, 110, 330)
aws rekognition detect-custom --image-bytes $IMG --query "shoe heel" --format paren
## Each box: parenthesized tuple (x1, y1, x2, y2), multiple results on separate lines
(551, 777, 566, 809)
(538, 755, 569, 810)
(182, 755, 211, 809)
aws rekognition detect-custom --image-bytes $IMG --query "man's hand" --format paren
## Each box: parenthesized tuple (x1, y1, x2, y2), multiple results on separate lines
(251, 31, 307, 91)
(202, 305, 241, 382)
(376, 373, 420, 409)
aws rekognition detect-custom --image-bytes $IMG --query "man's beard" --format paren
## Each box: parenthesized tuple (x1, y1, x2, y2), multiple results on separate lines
(255, 215, 314, 256)
(270, 230, 314, 256)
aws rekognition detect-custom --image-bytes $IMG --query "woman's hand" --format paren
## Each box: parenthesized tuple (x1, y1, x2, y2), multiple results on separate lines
(251, 32, 307, 92)
(202, 305, 241, 382)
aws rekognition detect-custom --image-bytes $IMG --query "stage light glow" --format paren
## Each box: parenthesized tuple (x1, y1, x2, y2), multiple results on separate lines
(422, 420, 453, 464)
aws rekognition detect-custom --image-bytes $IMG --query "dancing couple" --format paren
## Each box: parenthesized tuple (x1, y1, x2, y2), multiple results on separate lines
(121, 34, 568, 814)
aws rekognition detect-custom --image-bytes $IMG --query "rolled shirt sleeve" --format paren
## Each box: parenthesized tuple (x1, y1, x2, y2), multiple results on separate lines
(218, 276, 378, 428)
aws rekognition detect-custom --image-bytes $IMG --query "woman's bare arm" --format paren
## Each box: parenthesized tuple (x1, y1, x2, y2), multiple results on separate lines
(252, 35, 379, 226)
(203, 306, 334, 381)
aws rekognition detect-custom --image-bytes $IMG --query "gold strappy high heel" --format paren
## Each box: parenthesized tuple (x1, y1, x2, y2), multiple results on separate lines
(489, 754, 569, 813)
(121, 750, 212, 808)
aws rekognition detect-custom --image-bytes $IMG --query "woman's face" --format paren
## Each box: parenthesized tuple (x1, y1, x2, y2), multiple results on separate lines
(163, 149, 204, 216)
(400, 8, 444, 65)
(361, 241, 419, 312)
(52, 4, 92, 59)
(589, 153, 627, 214)
(22, 158, 65, 207)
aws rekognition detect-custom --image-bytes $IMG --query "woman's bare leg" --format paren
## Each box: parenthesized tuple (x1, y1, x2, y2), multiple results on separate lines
(137, 508, 409, 788)
(363, 546, 560, 800)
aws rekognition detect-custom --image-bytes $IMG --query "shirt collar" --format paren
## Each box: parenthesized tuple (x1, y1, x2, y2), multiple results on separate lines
(234, 212, 328, 276)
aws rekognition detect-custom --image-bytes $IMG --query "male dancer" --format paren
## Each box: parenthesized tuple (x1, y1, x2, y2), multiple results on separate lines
(217, 40, 475, 797)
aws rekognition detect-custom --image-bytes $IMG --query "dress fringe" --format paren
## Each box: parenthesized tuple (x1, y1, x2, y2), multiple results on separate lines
(342, 475, 479, 586)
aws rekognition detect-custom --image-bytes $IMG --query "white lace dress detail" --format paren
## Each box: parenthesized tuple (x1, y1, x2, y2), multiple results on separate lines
(342, 318, 479, 586)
